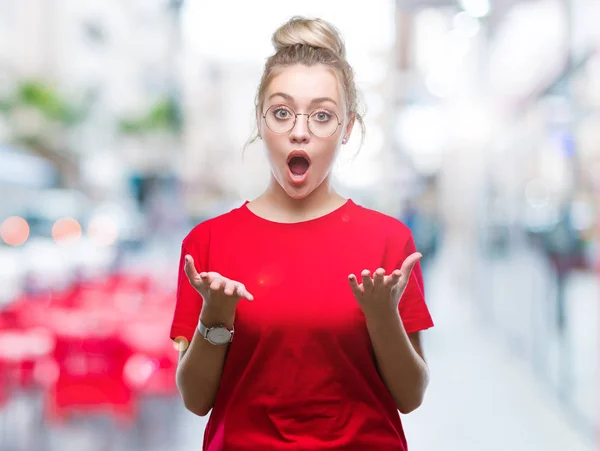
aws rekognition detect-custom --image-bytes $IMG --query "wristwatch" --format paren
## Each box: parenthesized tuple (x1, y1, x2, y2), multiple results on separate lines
(197, 320, 234, 345)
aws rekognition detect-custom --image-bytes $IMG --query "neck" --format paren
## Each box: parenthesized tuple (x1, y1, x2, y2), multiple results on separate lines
(256, 174, 346, 222)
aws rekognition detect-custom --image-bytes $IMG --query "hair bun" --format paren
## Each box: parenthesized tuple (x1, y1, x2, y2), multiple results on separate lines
(272, 16, 346, 58)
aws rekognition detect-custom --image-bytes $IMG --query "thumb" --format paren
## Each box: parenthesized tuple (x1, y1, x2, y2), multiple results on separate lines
(400, 252, 422, 278)
(183, 254, 199, 282)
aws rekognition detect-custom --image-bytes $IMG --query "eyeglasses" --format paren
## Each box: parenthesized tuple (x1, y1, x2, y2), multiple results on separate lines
(262, 104, 341, 138)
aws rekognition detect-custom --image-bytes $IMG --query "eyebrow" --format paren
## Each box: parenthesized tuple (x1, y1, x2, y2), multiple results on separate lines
(268, 92, 338, 106)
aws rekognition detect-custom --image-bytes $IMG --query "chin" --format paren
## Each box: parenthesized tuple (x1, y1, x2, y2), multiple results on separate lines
(275, 176, 313, 199)
(284, 185, 313, 200)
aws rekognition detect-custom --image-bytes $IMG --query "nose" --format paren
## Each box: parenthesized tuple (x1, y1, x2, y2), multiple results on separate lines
(289, 114, 310, 144)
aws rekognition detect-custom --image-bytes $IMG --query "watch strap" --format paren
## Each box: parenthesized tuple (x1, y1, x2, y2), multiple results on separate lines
(197, 320, 234, 343)
(197, 320, 209, 338)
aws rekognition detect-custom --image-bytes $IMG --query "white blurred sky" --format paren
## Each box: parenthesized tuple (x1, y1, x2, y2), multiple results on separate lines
(181, 0, 396, 86)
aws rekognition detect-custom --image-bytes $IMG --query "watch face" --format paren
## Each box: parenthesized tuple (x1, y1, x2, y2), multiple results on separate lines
(207, 327, 231, 345)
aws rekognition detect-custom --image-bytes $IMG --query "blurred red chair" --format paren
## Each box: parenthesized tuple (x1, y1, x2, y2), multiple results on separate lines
(121, 319, 178, 396)
(0, 327, 55, 390)
(44, 312, 136, 427)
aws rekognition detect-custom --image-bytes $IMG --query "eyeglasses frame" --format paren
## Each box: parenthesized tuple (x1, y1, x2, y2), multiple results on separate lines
(262, 104, 342, 138)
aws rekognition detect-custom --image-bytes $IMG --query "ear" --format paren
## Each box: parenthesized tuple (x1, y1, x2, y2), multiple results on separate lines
(342, 112, 356, 144)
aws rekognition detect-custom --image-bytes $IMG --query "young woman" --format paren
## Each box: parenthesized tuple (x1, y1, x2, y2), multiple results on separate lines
(170, 16, 434, 451)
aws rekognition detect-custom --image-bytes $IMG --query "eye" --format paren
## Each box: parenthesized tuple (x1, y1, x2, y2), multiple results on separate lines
(273, 108, 293, 120)
(312, 110, 332, 122)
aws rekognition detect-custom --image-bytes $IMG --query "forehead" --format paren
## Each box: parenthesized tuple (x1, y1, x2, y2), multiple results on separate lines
(266, 64, 343, 106)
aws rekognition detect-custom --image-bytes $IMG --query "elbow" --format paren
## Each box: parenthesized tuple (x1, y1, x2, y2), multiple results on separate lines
(397, 367, 430, 414)
(176, 372, 212, 417)
(397, 396, 424, 414)
(178, 386, 212, 416)
(182, 398, 211, 417)
(396, 386, 427, 414)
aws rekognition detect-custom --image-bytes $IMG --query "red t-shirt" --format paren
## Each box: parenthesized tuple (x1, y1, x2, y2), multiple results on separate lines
(170, 199, 434, 451)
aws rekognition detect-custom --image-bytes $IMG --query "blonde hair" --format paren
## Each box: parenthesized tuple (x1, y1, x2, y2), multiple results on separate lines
(245, 16, 366, 151)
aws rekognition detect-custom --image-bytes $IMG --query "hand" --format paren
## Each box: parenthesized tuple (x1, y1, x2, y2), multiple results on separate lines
(184, 255, 254, 312)
(348, 252, 422, 316)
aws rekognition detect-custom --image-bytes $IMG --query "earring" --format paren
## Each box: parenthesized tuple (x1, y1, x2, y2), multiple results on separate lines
(342, 138, 347, 144)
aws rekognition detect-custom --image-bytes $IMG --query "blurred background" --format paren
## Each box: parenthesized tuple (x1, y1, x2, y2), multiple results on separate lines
(0, 0, 598, 450)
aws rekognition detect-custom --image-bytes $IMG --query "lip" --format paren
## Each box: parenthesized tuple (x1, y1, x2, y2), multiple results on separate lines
(287, 165, 309, 186)
(286, 150, 311, 165)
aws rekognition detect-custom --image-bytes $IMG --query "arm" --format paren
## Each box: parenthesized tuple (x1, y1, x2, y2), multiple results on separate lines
(365, 312, 429, 414)
(348, 249, 432, 415)
(175, 306, 235, 417)
(173, 253, 254, 417)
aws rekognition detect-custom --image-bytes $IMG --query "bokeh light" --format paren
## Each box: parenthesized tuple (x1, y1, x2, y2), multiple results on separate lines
(173, 336, 189, 353)
(87, 215, 119, 246)
(52, 217, 82, 244)
(124, 354, 160, 388)
(0, 216, 30, 246)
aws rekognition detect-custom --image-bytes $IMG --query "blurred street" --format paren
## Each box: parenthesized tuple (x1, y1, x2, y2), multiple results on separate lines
(402, 238, 596, 451)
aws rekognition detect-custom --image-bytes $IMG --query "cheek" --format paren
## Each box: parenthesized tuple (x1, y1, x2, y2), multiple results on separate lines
(314, 142, 340, 167)
(263, 134, 287, 165)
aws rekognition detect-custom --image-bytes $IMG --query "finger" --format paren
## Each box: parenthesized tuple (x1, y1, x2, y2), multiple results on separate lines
(348, 274, 363, 298)
(400, 252, 422, 279)
(210, 277, 225, 292)
(384, 269, 402, 288)
(236, 283, 254, 302)
(183, 255, 199, 281)
(223, 280, 237, 296)
(373, 268, 385, 288)
(203, 271, 222, 284)
(199, 272, 211, 288)
(361, 270, 373, 291)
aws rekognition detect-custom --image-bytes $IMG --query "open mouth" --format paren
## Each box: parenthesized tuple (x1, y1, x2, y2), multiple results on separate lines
(287, 151, 311, 176)
(288, 156, 310, 176)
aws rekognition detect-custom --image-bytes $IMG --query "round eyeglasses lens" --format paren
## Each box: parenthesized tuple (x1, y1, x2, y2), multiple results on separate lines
(307, 109, 339, 137)
(264, 105, 295, 134)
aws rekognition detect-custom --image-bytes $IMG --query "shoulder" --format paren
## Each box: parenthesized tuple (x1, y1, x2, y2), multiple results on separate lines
(350, 201, 416, 256)
(182, 202, 246, 248)
(351, 201, 413, 238)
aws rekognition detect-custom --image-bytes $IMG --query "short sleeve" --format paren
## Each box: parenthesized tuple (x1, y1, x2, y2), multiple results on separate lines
(397, 232, 434, 334)
(169, 227, 209, 343)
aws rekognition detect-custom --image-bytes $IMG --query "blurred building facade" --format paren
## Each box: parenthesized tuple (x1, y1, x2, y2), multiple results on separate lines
(392, 0, 599, 437)
(0, 0, 184, 198)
